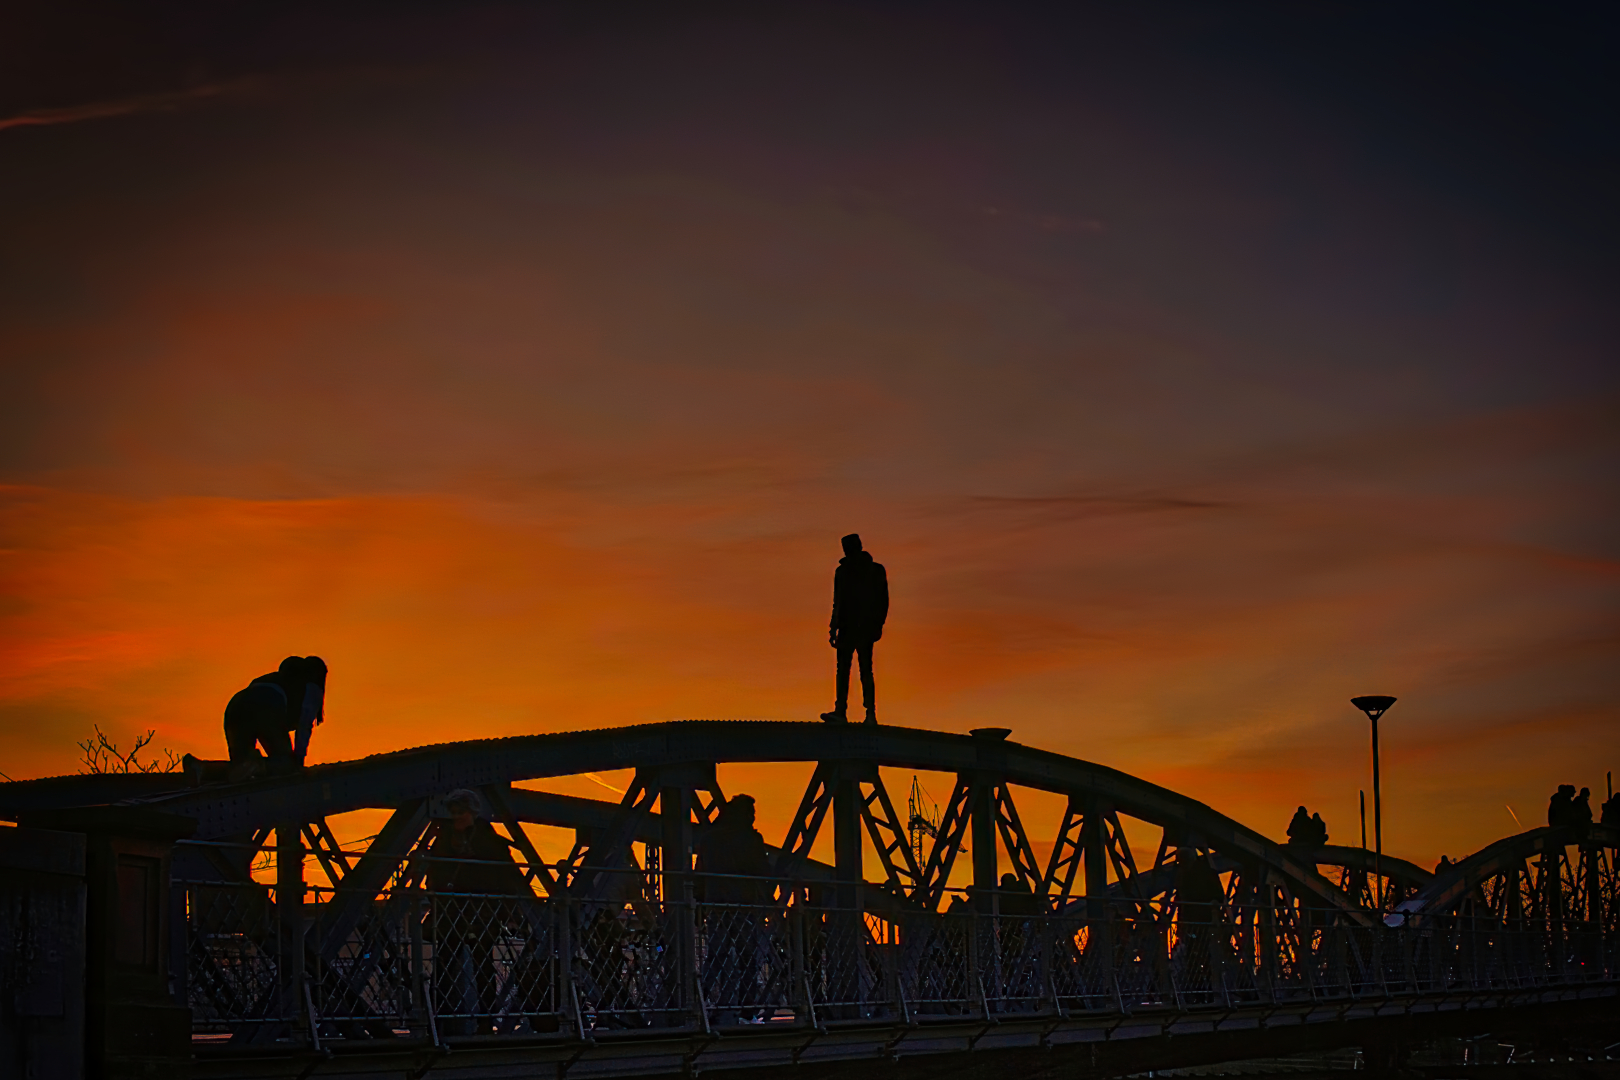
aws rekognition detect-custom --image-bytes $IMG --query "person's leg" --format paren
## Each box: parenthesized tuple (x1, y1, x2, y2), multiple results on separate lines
(824, 641, 855, 721)
(857, 641, 876, 723)
(223, 690, 265, 762)
(258, 725, 295, 771)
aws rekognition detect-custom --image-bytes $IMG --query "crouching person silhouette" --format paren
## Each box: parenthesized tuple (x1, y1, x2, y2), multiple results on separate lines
(222, 655, 328, 776)
(821, 533, 888, 725)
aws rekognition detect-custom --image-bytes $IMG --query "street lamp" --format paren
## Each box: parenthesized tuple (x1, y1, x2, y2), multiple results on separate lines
(1351, 695, 1396, 908)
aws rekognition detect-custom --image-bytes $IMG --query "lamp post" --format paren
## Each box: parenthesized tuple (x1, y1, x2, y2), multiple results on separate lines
(1351, 696, 1396, 908)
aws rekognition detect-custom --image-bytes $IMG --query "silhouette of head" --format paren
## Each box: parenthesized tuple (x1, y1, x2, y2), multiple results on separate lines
(445, 788, 484, 828)
(841, 533, 862, 556)
(1580, 787, 1591, 798)
(1001, 872, 1019, 889)
(280, 654, 329, 686)
(726, 794, 757, 827)
(1561, 784, 1576, 796)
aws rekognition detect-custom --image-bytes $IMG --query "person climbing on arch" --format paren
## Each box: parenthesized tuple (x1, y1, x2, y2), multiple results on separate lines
(820, 533, 888, 725)
(223, 655, 328, 772)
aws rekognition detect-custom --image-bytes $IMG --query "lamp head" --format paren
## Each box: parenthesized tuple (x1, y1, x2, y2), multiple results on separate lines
(1351, 695, 1397, 721)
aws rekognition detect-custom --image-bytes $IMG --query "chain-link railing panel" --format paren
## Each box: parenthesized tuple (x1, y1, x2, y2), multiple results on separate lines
(183, 881, 284, 1032)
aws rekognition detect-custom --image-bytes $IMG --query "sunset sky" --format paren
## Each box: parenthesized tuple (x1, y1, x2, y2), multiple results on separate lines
(2, 4, 1617, 869)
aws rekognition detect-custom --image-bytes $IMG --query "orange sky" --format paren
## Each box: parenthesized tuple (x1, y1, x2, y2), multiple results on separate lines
(2, 6, 1617, 871)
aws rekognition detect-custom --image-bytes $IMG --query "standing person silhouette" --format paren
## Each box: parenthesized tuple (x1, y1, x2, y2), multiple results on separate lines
(820, 533, 888, 725)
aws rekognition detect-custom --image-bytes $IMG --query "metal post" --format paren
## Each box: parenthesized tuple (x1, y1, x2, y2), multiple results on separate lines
(833, 768, 864, 1011)
(1371, 714, 1382, 909)
(1352, 697, 1396, 911)
(659, 784, 693, 1020)
(969, 780, 998, 1009)
(970, 781, 996, 913)
(276, 819, 305, 1035)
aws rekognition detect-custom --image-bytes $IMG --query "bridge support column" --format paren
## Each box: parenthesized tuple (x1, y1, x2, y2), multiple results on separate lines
(831, 764, 868, 1013)
(659, 784, 694, 1019)
(968, 777, 1001, 1012)
(277, 819, 306, 1037)
(970, 778, 996, 913)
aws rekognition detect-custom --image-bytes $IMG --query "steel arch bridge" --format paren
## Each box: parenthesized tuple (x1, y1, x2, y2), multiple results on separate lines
(4, 719, 1618, 1079)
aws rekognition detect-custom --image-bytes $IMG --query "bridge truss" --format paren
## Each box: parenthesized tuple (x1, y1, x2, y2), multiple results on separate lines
(3, 719, 1617, 1078)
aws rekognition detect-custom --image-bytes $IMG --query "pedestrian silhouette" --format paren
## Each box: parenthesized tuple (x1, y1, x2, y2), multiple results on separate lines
(820, 533, 889, 724)
(1310, 812, 1329, 846)
(1603, 791, 1620, 828)
(1573, 786, 1594, 840)
(695, 794, 770, 904)
(223, 655, 328, 773)
(1285, 806, 1312, 845)
(426, 789, 528, 1034)
(1548, 784, 1575, 829)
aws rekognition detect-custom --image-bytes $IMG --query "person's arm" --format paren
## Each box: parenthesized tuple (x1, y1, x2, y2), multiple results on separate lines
(291, 681, 323, 764)
(829, 565, 845, 646)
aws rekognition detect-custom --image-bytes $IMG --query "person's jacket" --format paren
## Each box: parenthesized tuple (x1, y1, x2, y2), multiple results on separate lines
(695, 821, 769, 904)
(426, 820, 528, 896)
(830, 551, 889, 643)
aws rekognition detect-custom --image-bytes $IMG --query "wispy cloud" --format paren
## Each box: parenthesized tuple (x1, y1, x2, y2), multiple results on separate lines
(0, 79, 261, 134)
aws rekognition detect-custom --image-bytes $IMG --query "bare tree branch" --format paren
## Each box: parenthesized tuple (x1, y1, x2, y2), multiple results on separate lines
(78, 724, 182, 774)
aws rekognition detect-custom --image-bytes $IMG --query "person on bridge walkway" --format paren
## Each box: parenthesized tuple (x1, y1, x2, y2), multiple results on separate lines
(1573, 787, 1594, 840)
(222, 655, 328, 773)
(1603, 790, 1620, 828)
(1285, 806, 1311, 845)
(1548, 784, 1576, 829)
(427, 789, 530, 1034)
(695, 795, 771, 1021)
(820, 533, 889, 725)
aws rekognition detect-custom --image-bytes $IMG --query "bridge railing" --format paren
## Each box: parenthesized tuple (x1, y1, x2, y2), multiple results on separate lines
(175, 874, 1620, 1045)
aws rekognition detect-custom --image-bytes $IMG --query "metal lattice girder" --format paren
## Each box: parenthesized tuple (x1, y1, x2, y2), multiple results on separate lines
(1042, 795, 1086, 907)
(775, 762, 835, 890)
(918, 775, 974, 909)
(1401, 823, 1620, 919)
(18, 720, 1396, 919)
(990, 781, 1043, 893)
(318, 799, 430, 963)
(482, 784, 562, 898)
(561, 771, 659, 896)
(856, 767, 926, 897)
(300, 818, 353, 887)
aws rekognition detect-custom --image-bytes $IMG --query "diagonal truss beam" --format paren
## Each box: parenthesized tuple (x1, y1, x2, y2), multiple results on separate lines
(858, 769, 925, 898)
(774, 762, 835, 896)
(563, 771, 658, 898)
(1042, 795, 1086, 910)
(319, 799, 430, 962)
(301, 818, 353, 888)
(991, 781, 1043, 895)
(918, 775, 975, 910)
(483, 784, 562, 898)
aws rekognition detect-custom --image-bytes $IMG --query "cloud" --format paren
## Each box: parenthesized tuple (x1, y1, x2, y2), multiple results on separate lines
(0, 79, 263, 134)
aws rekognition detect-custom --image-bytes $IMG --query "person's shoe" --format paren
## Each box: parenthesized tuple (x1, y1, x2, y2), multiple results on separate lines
(863, 709, 878, 725)
(820, 709, 847, 723)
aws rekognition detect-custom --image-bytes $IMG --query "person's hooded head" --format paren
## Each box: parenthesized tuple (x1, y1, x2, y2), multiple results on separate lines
(444, 789, 486, 829)
(841, 533, 862, 557)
